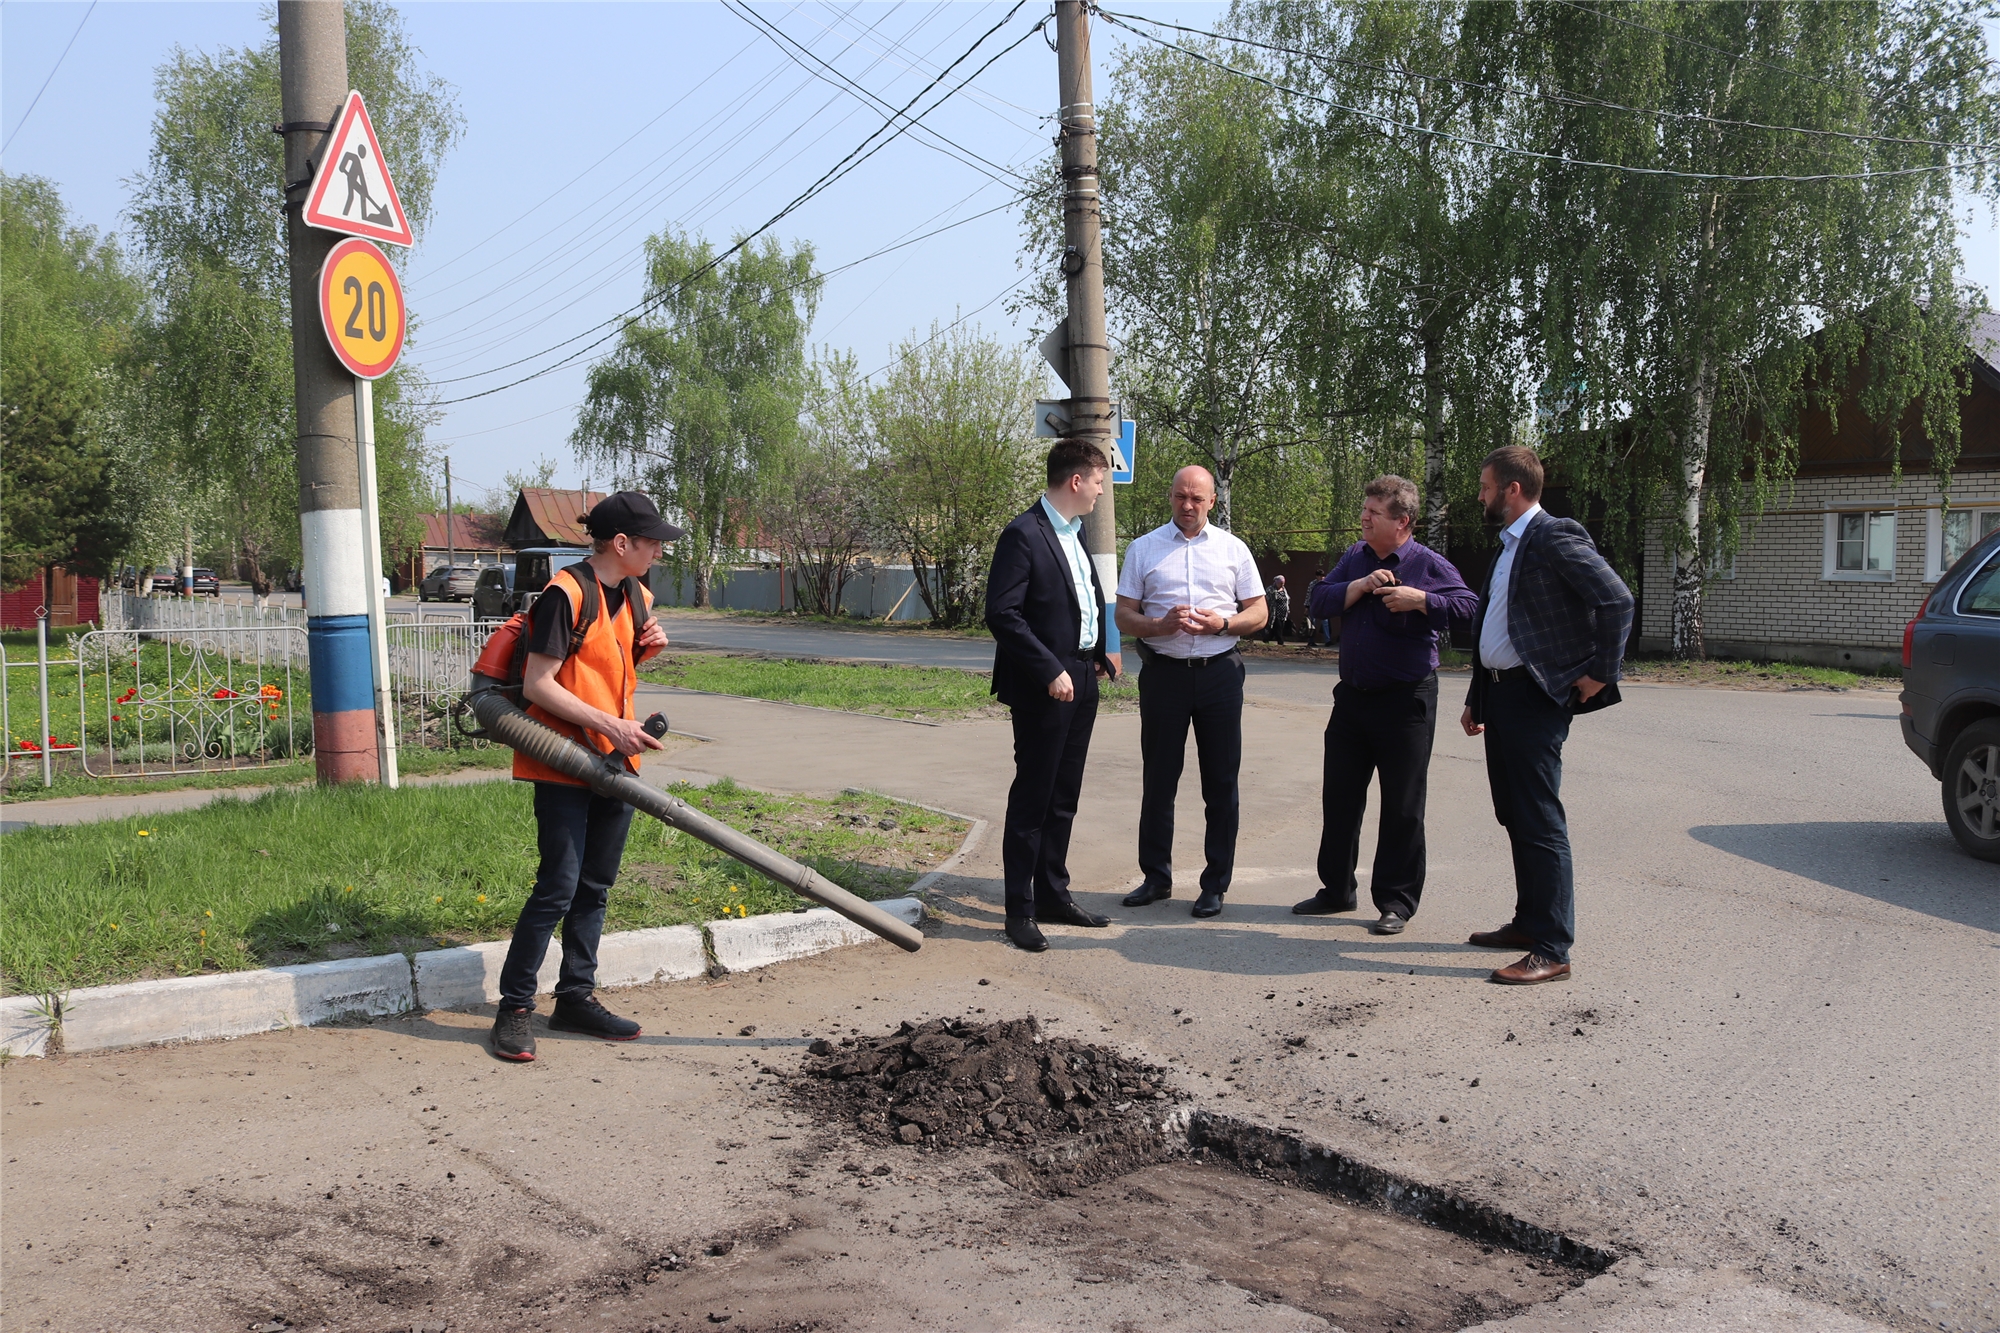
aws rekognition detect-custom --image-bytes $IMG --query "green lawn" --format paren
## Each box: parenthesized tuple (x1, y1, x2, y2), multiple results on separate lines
(0, 777, 961, 995)
(643, 651, 1141, 719)
(0, 738, 511, 803)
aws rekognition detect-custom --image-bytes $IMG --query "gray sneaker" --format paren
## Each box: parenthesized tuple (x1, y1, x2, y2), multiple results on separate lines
(491, 1006, 537, 1061)
(1369, 912, 1407, 935)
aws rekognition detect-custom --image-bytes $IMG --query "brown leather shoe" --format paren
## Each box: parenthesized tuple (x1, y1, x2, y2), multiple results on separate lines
(1468, 923, 1537, 950)
(1490, 953, 1570, 985)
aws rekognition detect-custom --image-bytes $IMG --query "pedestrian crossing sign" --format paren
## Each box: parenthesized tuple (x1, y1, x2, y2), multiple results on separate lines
(1112, 419, 1136, 484)
(301, 91, 414, 248)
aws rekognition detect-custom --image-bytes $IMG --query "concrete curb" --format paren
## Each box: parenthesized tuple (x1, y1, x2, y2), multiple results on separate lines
(1, 798, 973, 1057)
(708, 897, 925, 973)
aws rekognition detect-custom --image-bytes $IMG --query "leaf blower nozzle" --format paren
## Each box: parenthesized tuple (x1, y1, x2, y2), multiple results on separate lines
(466, 674, 922, 953)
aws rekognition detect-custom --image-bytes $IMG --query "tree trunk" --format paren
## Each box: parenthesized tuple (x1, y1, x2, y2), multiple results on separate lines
(1672, 356, 1716, 661)
(1214, 454, 1234, 532)
(1421, 329, 1449, 548)
(692, 562, 710, 609)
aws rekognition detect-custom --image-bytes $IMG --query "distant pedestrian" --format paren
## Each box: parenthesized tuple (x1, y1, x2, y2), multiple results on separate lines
(984, 440, 1122, 953)
(1265, 575, 1292, 645)
(1293, 476, 1476, 934)
(1304, 569, 1329, 646)
(1460, 447, 1634, 985)
(1116, 466, 1267, 919)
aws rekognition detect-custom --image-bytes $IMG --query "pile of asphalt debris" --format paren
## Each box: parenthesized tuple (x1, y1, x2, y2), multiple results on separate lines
(791, 1016, 1185, 1190)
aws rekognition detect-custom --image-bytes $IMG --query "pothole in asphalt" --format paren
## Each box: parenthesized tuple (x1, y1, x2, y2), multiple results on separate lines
(669, 1013, 1610, 1332)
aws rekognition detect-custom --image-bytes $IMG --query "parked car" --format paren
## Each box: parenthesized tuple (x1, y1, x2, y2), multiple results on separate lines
(471, 565, 518, 621)
(189, 568, 220, 597)
(419, 564, 481, 602)
(1901, 527, 2000, 862)
(149, 571, 179, 594)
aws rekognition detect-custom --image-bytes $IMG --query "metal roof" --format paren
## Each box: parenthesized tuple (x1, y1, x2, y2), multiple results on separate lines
(503, 488, 604, 548)
(419, 512, 508, 551)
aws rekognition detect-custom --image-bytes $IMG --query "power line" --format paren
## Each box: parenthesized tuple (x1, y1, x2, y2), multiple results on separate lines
(431, 4, 1047, 405)
(1096, 9, 1992, 185)
(3, 1, 96, 154)
(726, 0, 1034, 187)
(860, 272, 1033, 381)
(1098, 7, 2000, 156)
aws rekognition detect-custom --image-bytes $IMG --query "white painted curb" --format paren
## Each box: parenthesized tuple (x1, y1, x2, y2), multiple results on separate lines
(709, 897, 924, 974)
(4, 954, 417, 1057)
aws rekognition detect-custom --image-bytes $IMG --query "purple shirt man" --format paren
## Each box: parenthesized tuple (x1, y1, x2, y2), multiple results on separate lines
(1310, 540, 1479, 688)
(1295, 477, 1477, 934)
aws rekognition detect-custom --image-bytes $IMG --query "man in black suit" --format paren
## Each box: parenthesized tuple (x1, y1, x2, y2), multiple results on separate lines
(985, 439, 1122, 952)
(1460, 445, 1634, 985)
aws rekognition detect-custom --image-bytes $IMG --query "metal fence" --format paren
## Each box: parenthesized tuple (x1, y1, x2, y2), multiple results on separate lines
(2, 593, 506, 786)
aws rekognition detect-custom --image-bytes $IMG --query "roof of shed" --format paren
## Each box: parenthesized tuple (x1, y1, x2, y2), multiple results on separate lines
(503, 489, 604, 548)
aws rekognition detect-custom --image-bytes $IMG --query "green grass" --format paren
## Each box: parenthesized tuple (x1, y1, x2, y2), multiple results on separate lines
(1617, 655, 1895, 689)
(661, 605, 994, 638)
(643, 651, 1139, 719)
(0, 776, 962, 995)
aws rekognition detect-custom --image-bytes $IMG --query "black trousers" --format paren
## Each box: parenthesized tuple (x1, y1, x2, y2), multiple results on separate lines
(1315, 674, 1439, 919)
(1137, 651, 1244, 895)
(1001, 660, 1099, 919)
(1481, 675, 1575, 962)
(498, 781, 635, 1011)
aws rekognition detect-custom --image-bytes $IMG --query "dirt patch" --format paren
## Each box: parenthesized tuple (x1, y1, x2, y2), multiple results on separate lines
(790, 1015, 1186, 1192)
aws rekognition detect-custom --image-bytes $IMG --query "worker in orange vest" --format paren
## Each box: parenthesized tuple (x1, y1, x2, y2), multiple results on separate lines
(492, 491, 679, 1062)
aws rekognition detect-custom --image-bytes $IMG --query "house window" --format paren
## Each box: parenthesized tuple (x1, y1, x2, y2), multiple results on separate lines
(1825, 511, 1895, 581)
(1924, 506, 2000, 581)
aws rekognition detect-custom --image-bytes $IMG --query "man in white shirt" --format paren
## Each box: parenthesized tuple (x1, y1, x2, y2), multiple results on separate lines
(1114, 466, 1268, 918)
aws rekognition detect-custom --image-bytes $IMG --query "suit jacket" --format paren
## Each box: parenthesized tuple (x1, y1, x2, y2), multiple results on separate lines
(985, 501, 1116, 708)
(1466, 511, 1635, 723)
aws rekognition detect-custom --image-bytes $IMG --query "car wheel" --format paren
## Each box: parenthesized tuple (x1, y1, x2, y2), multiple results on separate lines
(1942, 717, 2000, 863)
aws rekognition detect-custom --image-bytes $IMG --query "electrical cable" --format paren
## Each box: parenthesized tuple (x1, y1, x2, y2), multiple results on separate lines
(1096, 9, 1992, 184)
(1097, 7, 2000, 155)
(726, 0, 1033, 187)
(418, 4, 996, 364)
(430, 3, 1046, 404)
(812, 0, 1048, 126)
(859, 271, 1034, 381)
(3, 1, 97, 153)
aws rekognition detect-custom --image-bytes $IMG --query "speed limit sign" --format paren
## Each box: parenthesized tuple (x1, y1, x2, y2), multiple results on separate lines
(318, 237, 406, 379)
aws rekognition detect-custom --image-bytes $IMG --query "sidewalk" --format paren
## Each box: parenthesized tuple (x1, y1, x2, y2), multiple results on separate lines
(2, 679, 1983, 1331)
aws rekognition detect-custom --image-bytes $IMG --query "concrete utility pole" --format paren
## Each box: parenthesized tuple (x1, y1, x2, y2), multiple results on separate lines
(445, 457, 456, 571)
(1054, 0, 1120, 661)
(278, 0, 375, 784)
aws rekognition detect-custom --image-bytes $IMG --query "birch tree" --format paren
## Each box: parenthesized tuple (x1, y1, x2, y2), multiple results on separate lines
(1519, 0, 1998, 657)
(572, 232, 818, 607)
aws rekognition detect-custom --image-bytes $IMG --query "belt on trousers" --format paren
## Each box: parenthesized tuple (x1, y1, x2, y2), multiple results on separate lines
(1487, 665, 1533, 683)
(1148, 649, 1239, 667)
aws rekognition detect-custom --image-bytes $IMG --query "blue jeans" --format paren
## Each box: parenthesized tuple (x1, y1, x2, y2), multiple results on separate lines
(1481, 675, 1575, 962)
(497, 781, 635, 1010)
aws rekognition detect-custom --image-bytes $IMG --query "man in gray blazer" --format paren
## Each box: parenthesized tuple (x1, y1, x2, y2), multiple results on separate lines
(1461, 446, 1634, 985)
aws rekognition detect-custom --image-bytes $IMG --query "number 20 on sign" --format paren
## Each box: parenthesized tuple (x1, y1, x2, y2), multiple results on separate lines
(317, 237, 405, 380)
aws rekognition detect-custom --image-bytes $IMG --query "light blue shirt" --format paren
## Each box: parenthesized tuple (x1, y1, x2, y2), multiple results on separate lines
(1478, 504, 1543, 670)
(1040, 495, 1100, 652)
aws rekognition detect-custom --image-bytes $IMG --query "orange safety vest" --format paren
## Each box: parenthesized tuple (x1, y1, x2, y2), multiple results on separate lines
(512, 566, 655, 786)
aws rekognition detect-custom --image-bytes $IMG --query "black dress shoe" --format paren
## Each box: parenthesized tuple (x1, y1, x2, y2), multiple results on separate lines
(1191, 890, 1224, 918)
(1036, 900, 1111, 928)
(1004, 917, 1049, 952)
(1291, 893, 1358, 915)
(1122, 882, 1173, 907)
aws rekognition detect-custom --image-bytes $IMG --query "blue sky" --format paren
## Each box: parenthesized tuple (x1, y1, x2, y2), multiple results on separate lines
(5, 2, 1995, 509)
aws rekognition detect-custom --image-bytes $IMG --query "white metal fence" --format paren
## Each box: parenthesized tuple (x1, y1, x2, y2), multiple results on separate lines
(3, 593, 508, 786)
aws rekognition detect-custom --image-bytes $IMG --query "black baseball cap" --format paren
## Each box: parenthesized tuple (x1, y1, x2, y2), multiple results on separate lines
(583, 490, 682, 542)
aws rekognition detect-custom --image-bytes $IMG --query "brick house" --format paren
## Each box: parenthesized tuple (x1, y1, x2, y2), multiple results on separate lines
(1636, 311, 2000, 671)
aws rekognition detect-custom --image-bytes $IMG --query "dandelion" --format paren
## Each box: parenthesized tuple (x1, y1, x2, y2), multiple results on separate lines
(344, 885, 354, 894)
(199, 929, 206, 940)
(137, 830, 150, 837)
(476, 894, 487, 904)
(204, 910, 212, 918)
(433, 895, 443, 904)
(108, 922, 119, 931)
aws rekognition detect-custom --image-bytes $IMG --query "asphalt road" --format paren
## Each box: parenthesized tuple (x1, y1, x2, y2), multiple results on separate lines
(4, 654, 1991, 1330)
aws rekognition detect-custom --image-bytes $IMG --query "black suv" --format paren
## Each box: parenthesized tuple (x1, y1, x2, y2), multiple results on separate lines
(1901, 528, 2000, 862)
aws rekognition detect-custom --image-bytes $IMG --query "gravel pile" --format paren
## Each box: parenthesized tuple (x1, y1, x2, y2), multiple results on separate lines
(791, 1016, 1185, 1186)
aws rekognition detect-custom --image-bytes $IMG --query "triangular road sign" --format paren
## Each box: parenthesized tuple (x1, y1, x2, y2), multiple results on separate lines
(301, 91, 413, 248)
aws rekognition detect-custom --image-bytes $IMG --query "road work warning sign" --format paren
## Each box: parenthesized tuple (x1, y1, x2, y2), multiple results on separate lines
(302, 91, 414, 248)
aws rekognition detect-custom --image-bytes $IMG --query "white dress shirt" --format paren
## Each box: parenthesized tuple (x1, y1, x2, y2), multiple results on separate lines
(1039, 495, 1099, 653)
(1117, 520, 1264, 659)
(1478, 504, 1543, 670)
